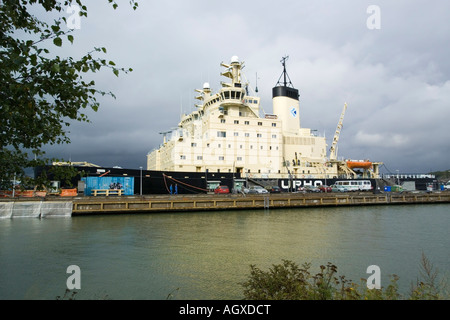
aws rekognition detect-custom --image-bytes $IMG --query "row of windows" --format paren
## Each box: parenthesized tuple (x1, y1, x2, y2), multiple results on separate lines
(180, 145, 280, 160)
(192, 139, 279, 148)
(211, 143, 279, 150)
(217, 131, 278, 138)
(220, 119, 276, 127)
(181, 156, 262, 161)
(205, 96, 258, 109)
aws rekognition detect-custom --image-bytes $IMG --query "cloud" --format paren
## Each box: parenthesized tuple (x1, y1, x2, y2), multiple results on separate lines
(37, 0, 450, 173)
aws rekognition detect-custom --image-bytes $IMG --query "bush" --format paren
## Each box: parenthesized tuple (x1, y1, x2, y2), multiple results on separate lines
(241, 255, 448, 300)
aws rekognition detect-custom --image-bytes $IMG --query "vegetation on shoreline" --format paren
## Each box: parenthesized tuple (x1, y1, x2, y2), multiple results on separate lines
(241, 254, 448, 300)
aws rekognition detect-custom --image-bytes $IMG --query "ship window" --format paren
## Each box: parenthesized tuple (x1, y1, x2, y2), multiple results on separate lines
(258, 122, 262, 126)
(219, 156, 224, 160)
(221, 119, 226, 123)
(191, 143, 197, 147)
(217, 131, 226, 138)
(257, 133, 262, 138)
(248, 99, 253, 104)
(245, 133, 250, 137)
(245, 121, 249, 125)
(231, 91, 236, 99)
(272, 134, 277, 138)
(234, 132, 239, 136)
(197, 156, 203, 160)
(224, 91, 230, 99)
(234, 120, 239, 124)
(272, 123, 276, 127)
(228, 144, 231, 148)
(237, 157, 242, 161)
(180, 155, 186, 160)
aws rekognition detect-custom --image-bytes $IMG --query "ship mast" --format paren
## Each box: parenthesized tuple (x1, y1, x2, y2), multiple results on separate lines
(276, 55, 294, 88)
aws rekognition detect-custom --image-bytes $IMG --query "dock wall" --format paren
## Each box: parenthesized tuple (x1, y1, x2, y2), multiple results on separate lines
(1, 192, 449, 217)
(72, 192, 450, 215)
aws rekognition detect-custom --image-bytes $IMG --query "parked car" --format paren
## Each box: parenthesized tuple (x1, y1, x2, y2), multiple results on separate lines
(245, 186, 269, 194)
(268, 186, 281, 193)
(331, 184, 347, 192)
(304, 185, 321, 193)
(318, 185, 332, 193)
(214, 185, 230, 194)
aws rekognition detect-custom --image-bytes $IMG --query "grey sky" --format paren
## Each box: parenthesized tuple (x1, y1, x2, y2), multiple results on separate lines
(39, 0, 450, 174)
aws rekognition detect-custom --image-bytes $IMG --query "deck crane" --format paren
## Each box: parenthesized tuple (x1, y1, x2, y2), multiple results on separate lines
(329, 102, 347, 161)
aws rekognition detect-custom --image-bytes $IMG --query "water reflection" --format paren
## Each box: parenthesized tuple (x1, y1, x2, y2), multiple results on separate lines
(0, 204, 449, 299)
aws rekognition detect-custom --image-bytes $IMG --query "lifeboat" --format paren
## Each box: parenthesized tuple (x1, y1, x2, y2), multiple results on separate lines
(346, 160, 372, 170)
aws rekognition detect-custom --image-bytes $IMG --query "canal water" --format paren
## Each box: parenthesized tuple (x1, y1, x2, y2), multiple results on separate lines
(0, 204, 448, 300)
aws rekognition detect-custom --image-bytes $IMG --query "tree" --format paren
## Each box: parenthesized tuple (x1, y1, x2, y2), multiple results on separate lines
(0, 0, 138, 190)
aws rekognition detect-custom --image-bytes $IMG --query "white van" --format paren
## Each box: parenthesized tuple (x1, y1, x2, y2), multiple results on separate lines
(334, 180, 372, 191)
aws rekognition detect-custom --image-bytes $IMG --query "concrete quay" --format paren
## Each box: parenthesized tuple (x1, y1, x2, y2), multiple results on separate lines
(70, 191, 450, 215)
(2, 191, 449, 217)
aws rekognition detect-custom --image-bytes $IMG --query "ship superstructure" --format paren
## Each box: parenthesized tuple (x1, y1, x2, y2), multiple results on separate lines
(147, 56, 381, 180)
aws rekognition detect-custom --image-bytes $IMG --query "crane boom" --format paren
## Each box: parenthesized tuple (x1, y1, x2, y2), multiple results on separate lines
(329, 102, 347, 160)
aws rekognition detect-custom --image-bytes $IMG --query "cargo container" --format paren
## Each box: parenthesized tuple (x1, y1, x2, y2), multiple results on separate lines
(81, 176, 134, 196)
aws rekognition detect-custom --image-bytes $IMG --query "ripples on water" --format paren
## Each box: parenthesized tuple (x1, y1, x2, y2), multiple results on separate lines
(0, 204, 449, 299)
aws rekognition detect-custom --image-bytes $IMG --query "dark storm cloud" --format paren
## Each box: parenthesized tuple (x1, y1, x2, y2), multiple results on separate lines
(41, 0, 450, 173)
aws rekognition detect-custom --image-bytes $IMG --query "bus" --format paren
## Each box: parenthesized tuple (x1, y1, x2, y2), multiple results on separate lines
(334, 180, 372, 191)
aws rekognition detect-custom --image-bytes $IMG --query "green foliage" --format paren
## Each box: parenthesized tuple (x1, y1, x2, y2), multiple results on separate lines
(241, 256, 448, 300)
(430, 169, 450, 182)
(0, 0, 137, 190)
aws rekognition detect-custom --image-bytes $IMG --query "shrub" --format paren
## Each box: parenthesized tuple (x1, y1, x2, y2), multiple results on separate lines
(241, 255, 448, 300)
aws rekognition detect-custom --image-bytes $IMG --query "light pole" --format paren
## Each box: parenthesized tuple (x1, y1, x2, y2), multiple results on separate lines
(139, 166, 142, 196)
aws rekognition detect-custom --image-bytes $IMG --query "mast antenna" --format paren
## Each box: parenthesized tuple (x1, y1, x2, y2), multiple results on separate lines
(276, 55, 294, 88)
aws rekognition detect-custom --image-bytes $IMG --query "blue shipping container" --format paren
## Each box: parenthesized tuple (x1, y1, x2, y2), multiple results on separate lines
(81, 176, 134, 196)
(384, 186, 391, 192)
